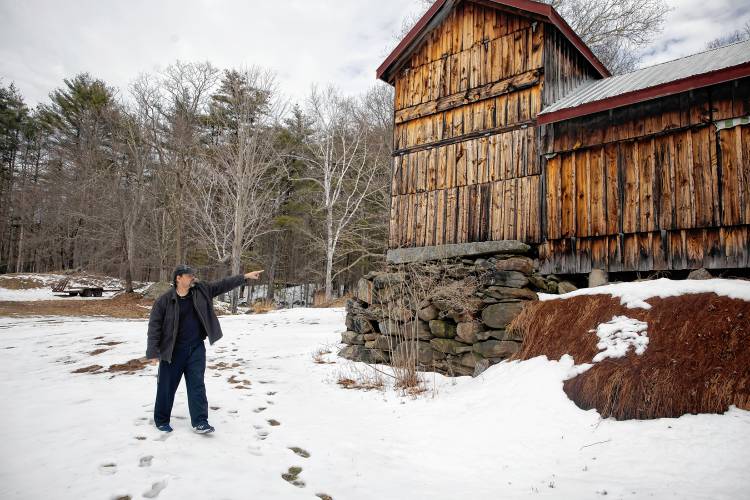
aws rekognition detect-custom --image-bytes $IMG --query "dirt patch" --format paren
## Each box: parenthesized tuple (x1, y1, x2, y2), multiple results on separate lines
(72, 364, 104, 374)
(108, 358, 151, 373)
(96, 341, 123, 346)
(0, 293, 153, 318)
(510, 293, 750, 419)
(88, 348, 110, 356)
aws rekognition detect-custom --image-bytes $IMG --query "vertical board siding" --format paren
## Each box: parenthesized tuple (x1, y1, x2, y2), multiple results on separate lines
(536, 79, 750, 274)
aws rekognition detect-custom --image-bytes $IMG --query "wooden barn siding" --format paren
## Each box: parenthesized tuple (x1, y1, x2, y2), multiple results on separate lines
(539, 79, 750, 273)
(541, 24, 597, 107)
(389, 2, 548, 250)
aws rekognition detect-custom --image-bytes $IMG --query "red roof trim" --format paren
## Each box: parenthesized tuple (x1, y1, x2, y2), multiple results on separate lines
(537, 61, 750, 126)
(376, 0, 610, 83)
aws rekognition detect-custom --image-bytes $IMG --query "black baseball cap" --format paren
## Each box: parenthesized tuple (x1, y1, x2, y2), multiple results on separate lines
(172, 264, 196, 284)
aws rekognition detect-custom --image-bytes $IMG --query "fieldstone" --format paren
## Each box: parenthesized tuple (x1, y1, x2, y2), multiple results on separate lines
(456, 321, 484, 344)
(360, 348, 389, 364)
(366, 335, 397, 351)
(356, 278, 374, 303)
(489, 270, 529, 288)
(372, 272, 405, 289)
(473, 358, 491, 377)
(402, 320, 433, 340)
(588, 268, 609, 287)
(473, 340, 521, 358)
(430, 338, 474, 355)
(474, 258, 492, 270)
(688, 268, 713, 280)
(429, 319, 457, 339)
(557, 281, 578, 294)
(481, 302, 525, 329)
(476, 328, 523, 341)
(352, 317, 374, 334)
(341, 331, 365, 345)
(378, 319, 400, 336)
(345, 314, 355, 331)
(363, 333, 378, 341)
(458, 351, 485, 368)
(431, 298, 454, 311)
(528, 274, 558, 293)
(392, 341, 446, 365)
(361, 304, 386, 322)
(417, 304, 440, 321)
(338, 345, 365, 360)
(485, 286, 538, 301)
(494, 256, 534, 275)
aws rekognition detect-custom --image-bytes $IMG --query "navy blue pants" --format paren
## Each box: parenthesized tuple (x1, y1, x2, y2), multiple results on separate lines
(154, 341, 208, 428)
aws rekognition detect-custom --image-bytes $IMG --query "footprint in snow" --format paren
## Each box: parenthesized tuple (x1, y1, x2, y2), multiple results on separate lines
(289, 447, 310, 458)
(253, 407, 267, 413)
(99, 463, 117, 475)
(281, 466, 305, 488)
(142, 479, 168, 498)
(267, 419, 281, 426)
(139, 455, 153, 467)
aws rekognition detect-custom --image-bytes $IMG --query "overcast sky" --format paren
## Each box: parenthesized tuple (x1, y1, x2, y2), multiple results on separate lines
(1, 0, 749, 107)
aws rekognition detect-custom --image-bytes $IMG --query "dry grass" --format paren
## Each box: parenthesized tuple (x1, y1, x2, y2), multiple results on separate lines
(336, 364, 385, 391)
(250, 299, 276, 314)
(312, 346, 334, 364)
(510, 293, 750, 420)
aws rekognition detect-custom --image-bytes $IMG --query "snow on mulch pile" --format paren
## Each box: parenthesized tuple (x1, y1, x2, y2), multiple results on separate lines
(512, 278, 750, 420)
(1, 308, 749, 499)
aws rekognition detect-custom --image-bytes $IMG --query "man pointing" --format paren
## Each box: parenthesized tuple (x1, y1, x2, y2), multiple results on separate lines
(146, 265, 264, 433)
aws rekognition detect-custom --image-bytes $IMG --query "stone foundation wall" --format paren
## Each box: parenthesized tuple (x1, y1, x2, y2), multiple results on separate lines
(339, 244, 568, 377)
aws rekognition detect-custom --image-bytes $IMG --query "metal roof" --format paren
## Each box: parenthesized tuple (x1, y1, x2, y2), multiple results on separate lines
(377, 0, 610, 83)
(539, 39, 750, 124)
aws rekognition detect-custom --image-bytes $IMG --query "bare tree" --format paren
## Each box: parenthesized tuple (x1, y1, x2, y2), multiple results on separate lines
(705, 21, 750, 49)
(295, 86, 385, 302)
(189, 68, 286, 312)
(545, 0, 670, 74)
(132, 62, 219, 270)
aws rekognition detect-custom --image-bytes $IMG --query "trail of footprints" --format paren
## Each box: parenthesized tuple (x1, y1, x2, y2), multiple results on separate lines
(118, 345, 334, 499)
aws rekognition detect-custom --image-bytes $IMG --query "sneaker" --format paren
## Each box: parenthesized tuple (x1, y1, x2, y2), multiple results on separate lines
(156, 423, 173, 433)
(193, 421, 215, 434)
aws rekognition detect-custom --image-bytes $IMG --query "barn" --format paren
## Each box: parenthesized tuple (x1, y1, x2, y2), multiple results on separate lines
(377, 0, 750, 277)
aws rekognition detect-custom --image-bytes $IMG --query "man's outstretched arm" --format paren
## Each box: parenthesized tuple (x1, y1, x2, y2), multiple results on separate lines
(206, 270, 264, 298)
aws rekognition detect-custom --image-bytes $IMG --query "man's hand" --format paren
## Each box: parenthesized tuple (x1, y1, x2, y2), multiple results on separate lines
(244, 269, 264, 280)
(140, 357, 159, 366)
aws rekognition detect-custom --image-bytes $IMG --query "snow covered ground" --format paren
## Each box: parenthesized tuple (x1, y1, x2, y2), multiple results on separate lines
(1, 308, 749, 499)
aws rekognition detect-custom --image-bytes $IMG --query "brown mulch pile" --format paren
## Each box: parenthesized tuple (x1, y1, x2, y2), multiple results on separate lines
(0, 293, 153, 319)
(0, 275, 46, 289)
(509, 292, 750, 420)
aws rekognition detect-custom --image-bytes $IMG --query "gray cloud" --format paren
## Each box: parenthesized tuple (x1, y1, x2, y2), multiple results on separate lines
(2, 0, 748, 108)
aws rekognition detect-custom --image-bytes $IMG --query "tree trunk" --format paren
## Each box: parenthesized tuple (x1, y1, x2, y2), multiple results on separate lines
(266, 234, 280, 301)
(15, 223, 24, 273)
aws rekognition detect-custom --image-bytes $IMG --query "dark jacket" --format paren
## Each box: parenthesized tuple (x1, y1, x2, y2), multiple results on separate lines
(146, 274, 246, 363)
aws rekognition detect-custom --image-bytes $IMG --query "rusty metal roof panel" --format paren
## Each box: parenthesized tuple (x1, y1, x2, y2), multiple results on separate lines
(540, 40, 750, 117)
